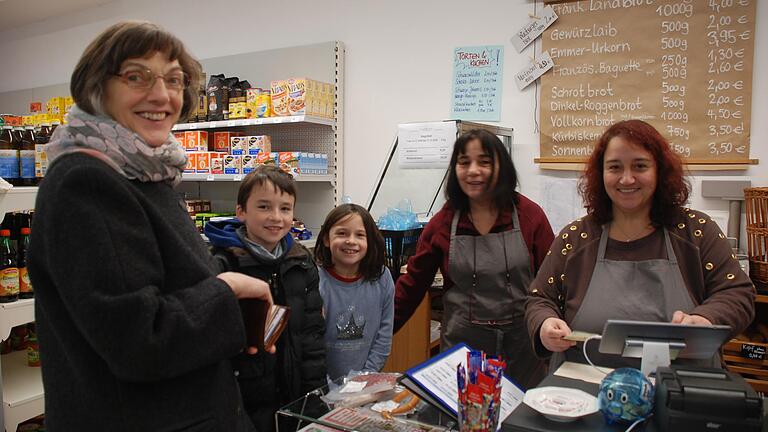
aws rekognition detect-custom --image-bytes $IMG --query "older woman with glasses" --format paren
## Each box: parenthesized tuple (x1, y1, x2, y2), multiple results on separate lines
(28, 21, 269, 431)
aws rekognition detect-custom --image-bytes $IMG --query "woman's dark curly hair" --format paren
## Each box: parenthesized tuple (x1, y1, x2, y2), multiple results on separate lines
(579, 120, 690, 227)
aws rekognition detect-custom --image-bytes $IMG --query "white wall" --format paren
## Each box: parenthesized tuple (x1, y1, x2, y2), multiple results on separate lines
(1, 0, 766, 234)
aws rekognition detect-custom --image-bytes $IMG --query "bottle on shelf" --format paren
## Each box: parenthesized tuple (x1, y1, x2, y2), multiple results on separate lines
(18, 227, 33, 299)
(27, 322, 40, 367)
(0, 229, 19, 303)
(20, 126, 37, 186)
(0, 125, 21, 186)
(35, 121, 51, 181)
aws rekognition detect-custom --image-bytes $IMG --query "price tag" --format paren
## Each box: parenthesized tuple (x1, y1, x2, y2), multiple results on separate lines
(227, 121, 237, 127)
(741, 343, 766, 360)
(233, 175, 243, 181)
(290, 116, 302, 123)
(514, 51, 554, 90)
(206, 174, 215, 181)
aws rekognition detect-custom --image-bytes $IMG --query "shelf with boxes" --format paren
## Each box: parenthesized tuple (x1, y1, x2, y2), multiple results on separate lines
(176, 41, 344, 232)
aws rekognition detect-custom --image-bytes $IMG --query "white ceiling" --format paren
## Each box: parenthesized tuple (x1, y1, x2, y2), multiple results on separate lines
(0, 0, 114, 31)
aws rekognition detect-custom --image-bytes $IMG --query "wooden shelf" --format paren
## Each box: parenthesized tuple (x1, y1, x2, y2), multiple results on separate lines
(755, 295, 768, 304)
(1, 351, 44, 432)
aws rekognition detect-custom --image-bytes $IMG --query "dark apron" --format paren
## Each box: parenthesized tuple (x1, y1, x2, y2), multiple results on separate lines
(551, 225, 717, 370)
(442, 208, 545, 389)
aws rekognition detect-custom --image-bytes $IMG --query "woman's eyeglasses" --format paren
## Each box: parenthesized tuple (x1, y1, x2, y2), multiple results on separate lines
(114, 68, 190, 91)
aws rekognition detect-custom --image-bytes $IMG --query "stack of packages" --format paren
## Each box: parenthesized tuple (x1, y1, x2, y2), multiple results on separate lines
(457, 350, 505, 432)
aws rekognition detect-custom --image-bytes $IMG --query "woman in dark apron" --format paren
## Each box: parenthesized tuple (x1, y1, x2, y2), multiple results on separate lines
(525, 120, 755, 373)
(395, 129, 555, 389)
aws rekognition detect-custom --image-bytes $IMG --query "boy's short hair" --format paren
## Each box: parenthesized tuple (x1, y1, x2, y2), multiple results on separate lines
(237, 166, 297, 209)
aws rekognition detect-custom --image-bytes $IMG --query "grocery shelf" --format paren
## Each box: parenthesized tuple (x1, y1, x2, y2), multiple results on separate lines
(1, 351, 44, 432)
(0, 299, 35, 341)
(182, 173, 334, 183)
(0, 187, 37, 222)
(172, 115, 335, 131)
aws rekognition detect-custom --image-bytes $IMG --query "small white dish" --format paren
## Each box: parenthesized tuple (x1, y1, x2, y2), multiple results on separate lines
(523, 386, 598, 422)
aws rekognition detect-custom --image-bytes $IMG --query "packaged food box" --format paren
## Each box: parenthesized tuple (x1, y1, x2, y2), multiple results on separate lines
(256, 90, 272, 118)
(173, 132, 185, 145)
(286, 78, 308, 116)
(246, 135, 272, 155)
(255, 152, 277, 167)
(230, 136, 246, 155)
(29, 102, 43, 113)
(224, 154, 242, 175)
(278, 151, 301, 177)
(211, 152, 225, 174)
(195, 151, 211, 173)
(270, 80, 289, 116)
(213, 131, 240, 152)
(242, 155, 257, 174)
(184, 152, 197, 173)
(184, 131, 208, 152)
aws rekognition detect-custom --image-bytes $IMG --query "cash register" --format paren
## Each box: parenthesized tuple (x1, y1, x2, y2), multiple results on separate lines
(655, 365, 763, 431)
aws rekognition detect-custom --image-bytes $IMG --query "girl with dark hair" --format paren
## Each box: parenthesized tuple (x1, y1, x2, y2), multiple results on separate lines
(395, 129, 554, 389)
(526, 120, 755, 371)
(315, 204, 394, 380)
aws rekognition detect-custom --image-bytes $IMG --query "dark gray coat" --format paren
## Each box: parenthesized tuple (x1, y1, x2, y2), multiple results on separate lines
(28, 153, 253, 431)
(212, 231, 326, 432)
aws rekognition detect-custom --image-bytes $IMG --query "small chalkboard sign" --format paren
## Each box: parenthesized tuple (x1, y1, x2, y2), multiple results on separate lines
(741, 343, 766, 361)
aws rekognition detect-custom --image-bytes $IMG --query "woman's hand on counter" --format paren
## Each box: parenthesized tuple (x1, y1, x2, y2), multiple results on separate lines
(671, 310, 713, 326)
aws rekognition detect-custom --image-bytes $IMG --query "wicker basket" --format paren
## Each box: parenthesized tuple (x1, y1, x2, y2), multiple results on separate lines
(745, 187, 768, 283)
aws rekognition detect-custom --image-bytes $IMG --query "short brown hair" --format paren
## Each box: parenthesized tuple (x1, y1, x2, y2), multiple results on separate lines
(579, 120, 691, 227)
(314, 204, 385, 282)
(70, 21, 202, 119)
(237, 166, 297, 209)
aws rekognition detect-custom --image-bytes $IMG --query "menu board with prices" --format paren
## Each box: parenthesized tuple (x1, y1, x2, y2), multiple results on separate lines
(539, 0, 756, 166)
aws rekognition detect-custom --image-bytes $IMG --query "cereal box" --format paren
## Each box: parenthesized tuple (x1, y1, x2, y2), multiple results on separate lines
(211, 152, 225, 174)
(184, 131, 208, 152)
(270, 80, 289, 116)
(278, 152, 301, 177)
(184, 152, 197, 173)
(195, 152, 211, 174)
(213, 131, 240, 152)
(246, 135, 272, 155)
(223, 155, 242, 175)
(242, 155, 258, 174)
(173, 132, 185, 145)
(286, 78, 308, 116)
(230, 136, 246, 155)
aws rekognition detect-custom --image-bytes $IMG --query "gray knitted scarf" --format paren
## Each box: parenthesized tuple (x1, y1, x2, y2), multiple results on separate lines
(46, 105, 187, 185)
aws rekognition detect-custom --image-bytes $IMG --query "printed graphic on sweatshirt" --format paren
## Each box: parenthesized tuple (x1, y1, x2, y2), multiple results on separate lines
(335, 305, 365, 340)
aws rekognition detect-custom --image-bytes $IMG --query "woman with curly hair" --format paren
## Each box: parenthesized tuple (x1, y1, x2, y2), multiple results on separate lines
(525, 119, 755, 370)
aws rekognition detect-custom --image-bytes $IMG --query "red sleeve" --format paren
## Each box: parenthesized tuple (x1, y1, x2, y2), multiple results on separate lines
(394, 209, 449, 332)
(517, 194, 555, 274)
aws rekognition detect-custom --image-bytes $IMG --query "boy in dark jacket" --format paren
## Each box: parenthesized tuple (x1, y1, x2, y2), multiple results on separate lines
(205, 166, 326, 432)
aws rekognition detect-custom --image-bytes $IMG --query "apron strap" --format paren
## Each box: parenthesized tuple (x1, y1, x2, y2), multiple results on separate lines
(597, 224, 610, 261)
(450, 210, 461, 239)
(662, 228, 678, 264)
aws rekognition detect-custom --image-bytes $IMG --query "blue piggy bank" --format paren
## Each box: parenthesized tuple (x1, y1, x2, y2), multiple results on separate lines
(598, 368, 654, 424)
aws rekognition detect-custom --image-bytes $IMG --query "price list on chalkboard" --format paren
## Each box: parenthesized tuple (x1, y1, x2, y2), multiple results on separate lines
(539, 0, 756, 165)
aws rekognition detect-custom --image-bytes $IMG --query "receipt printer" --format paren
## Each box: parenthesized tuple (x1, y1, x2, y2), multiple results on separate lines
(655, 365, 763, 431)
